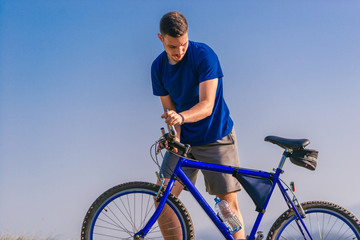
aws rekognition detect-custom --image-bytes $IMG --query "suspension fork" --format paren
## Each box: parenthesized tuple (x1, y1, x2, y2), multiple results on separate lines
(135, 155, 188, 238)
(134, 177, 176, 239)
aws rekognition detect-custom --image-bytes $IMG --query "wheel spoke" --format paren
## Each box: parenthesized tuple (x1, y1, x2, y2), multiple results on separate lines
(270, 202, 360, 240)
(81, 182, 192, 240)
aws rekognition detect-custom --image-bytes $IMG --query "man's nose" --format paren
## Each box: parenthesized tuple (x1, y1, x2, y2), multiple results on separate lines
(177, 46, 185, 55)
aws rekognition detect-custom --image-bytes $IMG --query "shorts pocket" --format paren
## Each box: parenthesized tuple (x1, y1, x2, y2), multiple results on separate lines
(206, 129, 235, 146)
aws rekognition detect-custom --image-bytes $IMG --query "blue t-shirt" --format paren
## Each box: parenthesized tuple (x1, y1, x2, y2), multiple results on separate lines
(151, 41, 233, 146)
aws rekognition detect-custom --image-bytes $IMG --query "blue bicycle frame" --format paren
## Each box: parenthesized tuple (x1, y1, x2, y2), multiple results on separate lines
(135, 150, 313, 240)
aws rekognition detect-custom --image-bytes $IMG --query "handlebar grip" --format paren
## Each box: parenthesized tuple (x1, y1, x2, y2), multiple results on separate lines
(167, 138, 191, 157)
(172, 141, 186, 151)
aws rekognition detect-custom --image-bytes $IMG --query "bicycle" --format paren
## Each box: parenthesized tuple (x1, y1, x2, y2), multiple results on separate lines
(81, 127, 360, 240)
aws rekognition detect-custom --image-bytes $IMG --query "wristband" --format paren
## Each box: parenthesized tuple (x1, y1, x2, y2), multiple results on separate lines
(178, 113, 185, 125)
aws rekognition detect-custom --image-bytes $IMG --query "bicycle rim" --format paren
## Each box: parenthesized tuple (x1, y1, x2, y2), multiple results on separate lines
(82, 182, 193, 240)
(271, 202, 360, 240)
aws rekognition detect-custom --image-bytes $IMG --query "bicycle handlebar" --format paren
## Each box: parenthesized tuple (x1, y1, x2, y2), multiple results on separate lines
(161, 110, 191, 157)
(160, 129, 191, 157)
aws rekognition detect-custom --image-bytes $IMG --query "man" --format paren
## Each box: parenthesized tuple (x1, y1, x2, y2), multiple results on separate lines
(151, 11, 245, 239)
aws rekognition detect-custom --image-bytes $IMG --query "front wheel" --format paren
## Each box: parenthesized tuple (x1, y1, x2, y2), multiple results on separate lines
(81, 181, 194, 240)
(267, 201, 360, 240)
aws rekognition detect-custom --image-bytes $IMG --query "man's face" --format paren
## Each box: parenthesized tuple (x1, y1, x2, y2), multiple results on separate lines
(158, 32, 189, 65)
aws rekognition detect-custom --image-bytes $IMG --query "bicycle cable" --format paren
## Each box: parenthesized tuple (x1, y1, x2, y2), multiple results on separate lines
(150, 139, 198, 189)
(150, 140, 176, 180)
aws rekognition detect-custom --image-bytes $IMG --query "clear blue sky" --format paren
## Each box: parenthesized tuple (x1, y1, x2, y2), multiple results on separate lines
(1, 1, 360, 239)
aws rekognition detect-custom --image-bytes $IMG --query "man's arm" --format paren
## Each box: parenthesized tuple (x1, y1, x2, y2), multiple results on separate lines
(163, 78, 218, 125)
(160, 95, 182, 141)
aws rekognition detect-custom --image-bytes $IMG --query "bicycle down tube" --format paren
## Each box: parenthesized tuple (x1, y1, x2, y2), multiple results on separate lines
(135, 155, 314, 240)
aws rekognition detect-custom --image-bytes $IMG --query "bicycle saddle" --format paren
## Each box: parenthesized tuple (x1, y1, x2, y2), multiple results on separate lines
(264, 135, 310, 150)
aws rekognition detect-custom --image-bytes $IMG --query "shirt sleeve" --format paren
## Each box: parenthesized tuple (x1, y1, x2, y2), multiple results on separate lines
(151, 59, 169, 96)
(197, 44, 224, 83)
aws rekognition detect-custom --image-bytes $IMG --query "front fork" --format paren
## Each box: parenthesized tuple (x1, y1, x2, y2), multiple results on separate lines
(134, 173, 175, 239)
(155, 171, 166, 201)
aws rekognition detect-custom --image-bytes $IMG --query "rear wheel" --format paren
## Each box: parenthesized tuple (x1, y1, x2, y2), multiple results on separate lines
(267, 201, 360, 240)
(81, 181, 194, 240)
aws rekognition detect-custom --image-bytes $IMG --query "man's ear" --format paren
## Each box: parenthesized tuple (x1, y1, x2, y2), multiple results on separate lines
(158, 33, 164, 42)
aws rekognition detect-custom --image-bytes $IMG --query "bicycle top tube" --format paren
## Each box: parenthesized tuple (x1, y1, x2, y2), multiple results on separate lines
(177, 157, 272, 178)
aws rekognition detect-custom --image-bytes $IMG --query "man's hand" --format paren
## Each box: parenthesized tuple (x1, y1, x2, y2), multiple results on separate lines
(156, 139, 168, 154)
(161, 110, 183, 126)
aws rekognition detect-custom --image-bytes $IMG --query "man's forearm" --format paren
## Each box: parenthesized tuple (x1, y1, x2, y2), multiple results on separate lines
(180, 78, 217, 123)
(180, 100, 213, 123)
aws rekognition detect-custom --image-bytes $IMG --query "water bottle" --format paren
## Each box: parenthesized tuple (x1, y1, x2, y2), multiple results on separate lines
(214, 197, 242, 234)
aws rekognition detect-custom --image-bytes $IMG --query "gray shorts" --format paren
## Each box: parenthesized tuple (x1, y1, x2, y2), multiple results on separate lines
(160, 128, 241, 195)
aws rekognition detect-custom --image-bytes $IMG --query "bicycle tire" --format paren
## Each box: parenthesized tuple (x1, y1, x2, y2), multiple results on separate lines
(81, 181, 194, 240)
(267, 201, 360, 240)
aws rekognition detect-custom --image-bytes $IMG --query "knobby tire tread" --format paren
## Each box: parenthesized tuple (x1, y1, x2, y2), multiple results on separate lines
(81, 181, 194, 240)
(266, 200, 360, 240)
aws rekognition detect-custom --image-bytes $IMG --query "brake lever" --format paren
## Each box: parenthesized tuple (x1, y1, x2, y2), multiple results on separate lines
(157, 128, 175, 154)
(156, 131, 167, 155)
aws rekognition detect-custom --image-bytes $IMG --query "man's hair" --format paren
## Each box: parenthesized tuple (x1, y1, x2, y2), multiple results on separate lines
(160, 11, 188, 38)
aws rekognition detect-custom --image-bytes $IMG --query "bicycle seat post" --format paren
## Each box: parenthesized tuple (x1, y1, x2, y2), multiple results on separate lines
(278, 149, 291, 170)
